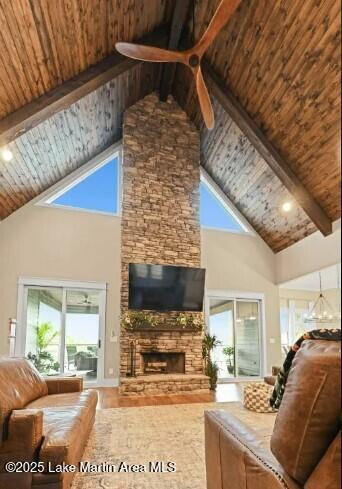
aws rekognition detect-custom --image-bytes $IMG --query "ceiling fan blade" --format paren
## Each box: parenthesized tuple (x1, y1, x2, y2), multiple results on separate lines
(195, 67, 214, 130)
(195, 0, 242, 57)
(115, 42, 186, 63)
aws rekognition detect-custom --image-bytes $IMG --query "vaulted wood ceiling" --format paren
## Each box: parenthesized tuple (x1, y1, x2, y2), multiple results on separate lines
(0, 0, 171, 118)
(190, 0, 341, 211)
(0, 63, 158, 217)
(174, 86, 317, 251)
(0, 0, 340, 252)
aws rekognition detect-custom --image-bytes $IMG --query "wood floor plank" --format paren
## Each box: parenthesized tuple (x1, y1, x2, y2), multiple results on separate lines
(93, 383, 244, 409)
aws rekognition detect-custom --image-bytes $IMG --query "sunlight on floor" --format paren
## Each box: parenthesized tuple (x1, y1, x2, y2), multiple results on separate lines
(215, 383, 245, 403)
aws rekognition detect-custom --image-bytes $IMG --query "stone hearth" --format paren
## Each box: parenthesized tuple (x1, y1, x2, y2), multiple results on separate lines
(120, 93, 209, 396)
(120, 374, 210, 396)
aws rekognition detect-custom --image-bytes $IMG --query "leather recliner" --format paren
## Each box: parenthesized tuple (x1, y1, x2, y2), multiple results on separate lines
(0, 357, 98, 489)
(205, 340, 341, 489)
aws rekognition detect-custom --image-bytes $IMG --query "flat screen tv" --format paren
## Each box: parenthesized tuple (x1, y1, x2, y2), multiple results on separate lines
(128, 263, 205, 312)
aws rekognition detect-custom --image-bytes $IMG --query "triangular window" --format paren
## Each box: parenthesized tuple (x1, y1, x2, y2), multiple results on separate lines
(200, 171, 250, 234)
(44, 154, 119, 215)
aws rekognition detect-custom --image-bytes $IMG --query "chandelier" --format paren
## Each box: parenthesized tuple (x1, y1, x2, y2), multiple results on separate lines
(304, 268, 341, 324)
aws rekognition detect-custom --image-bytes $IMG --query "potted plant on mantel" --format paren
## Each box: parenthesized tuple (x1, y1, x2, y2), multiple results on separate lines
(121, 311, 203, 331)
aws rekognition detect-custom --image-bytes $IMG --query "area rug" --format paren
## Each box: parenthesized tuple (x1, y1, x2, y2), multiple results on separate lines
(72, 402, 276, 489)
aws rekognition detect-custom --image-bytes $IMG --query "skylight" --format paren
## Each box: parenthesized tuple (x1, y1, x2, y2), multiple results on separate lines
(47, 156, 119, 215)
(200, 172, 249, 234)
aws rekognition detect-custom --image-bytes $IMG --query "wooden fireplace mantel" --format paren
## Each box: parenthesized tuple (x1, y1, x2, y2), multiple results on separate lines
(125, 326, 202, 333)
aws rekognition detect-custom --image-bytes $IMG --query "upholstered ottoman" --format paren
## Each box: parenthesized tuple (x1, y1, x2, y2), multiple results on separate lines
(243, 382, 277, 413)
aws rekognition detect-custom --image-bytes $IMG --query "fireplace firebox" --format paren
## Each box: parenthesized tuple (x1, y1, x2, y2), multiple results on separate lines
(142, 352, 185, 375)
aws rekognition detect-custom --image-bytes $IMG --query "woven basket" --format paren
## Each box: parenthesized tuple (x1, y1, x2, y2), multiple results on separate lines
(243, 382, 277, 413)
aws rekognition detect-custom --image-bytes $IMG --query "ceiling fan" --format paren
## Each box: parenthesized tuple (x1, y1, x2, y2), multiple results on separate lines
(77, 294, 93, 306)
(115, 0, 241, 130)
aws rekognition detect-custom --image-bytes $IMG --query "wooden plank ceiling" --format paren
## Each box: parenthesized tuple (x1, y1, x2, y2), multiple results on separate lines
(0, 0, 169, 218)
(174, 80, 317, 251)
(173, 0, 341, 251)
(0, 0, 340, 252)
(0, 0, 171, 118)
(0, 63, 158, 218)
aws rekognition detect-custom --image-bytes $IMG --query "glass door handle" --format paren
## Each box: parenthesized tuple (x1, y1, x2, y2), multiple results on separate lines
(98, 339, 101, 349)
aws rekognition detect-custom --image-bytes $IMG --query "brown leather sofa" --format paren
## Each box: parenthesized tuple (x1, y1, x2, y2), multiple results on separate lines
(205, 340, 341, 489)
(0, 357, 98, 489)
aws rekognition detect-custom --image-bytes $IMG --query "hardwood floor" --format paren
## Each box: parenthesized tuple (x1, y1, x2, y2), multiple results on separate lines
(94, 383, 244, 409)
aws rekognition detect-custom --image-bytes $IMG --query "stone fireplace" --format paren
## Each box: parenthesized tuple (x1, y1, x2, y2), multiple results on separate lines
(120, 93, 209, 396)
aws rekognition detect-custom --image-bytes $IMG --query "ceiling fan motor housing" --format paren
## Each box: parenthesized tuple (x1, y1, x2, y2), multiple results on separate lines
(189, 54, 200, 67)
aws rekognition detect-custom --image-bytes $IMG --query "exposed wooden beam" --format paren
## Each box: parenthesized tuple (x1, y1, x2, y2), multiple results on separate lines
(202, 60, 333, 237)
(159, 0, 191, 102)
(0, 26, 168, 146)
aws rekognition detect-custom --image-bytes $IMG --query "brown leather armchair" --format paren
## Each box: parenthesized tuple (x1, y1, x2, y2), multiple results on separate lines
(205, 340, 341, 489)
(0, 357, 98, 489)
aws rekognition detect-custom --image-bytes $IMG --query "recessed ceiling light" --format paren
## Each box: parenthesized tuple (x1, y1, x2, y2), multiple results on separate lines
(282, 201, 292, 213)
(1, 147, 13, 162)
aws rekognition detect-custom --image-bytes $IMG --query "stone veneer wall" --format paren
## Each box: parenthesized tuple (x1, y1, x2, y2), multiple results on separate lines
(120, 93, 203, 379)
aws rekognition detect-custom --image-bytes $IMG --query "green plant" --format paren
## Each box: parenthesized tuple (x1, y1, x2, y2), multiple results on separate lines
(27, 322, 60, 373)
(175, 313, 203, 330)
(222, 346, 235, 374)
(206, 359, 219, 390)
(36, 322, 58, 350)
(121, 311, 157, 330)
(202, 333, 221, 390)
(202, 333, 221, 365)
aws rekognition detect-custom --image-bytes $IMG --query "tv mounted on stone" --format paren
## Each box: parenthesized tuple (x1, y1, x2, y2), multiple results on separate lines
(128, 263, 205, 312)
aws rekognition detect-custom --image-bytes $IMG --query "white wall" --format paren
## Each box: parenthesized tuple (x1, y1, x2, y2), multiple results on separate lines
(278, 287, 341, 336)
(324, 288, 341, 313)
(276, 219, 341, 284)
(0, 201, 283, 378)
(279, 289, 317, 302)
(279, 287, 341, 310)
(202, 229, 281, 373)
(0, 204, 121, 380)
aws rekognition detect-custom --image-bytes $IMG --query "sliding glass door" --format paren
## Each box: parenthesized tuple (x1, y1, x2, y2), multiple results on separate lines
(235, 300, 260, 377)
(209, 299, 235, 378)
(208, 295, 262, 380)
(25, 287, 63, 373)
(17, 281, 105, 385)
(64, 289, 101, 381)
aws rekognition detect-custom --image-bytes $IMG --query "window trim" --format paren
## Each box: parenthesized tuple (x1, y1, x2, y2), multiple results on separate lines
(200, 167, 255, 235)
(36, 143, 122, 217)
(16, 276, 108, 387)
(205, 289, 267, 379)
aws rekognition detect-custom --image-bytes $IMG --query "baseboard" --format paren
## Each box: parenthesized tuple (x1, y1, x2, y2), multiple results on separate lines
(85, 378, 119, 388)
